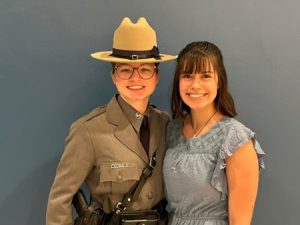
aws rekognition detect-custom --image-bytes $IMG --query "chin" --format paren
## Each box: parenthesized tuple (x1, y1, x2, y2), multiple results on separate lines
(183, 101, 210, 111)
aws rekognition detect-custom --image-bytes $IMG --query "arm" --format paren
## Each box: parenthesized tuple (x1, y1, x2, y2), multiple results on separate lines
(46, 123, 94, 225)
(225, 140, 259, 225)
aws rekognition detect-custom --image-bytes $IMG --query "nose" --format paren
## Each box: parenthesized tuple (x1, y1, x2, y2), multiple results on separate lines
(129, 68, 141, 80)
(191, 74, 202, 89)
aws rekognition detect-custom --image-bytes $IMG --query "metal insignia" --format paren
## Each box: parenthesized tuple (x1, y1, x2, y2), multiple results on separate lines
(135, 112, 143, 119)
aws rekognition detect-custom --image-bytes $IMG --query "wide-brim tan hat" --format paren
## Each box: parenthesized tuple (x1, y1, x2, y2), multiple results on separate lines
(91, 17, 177, 63)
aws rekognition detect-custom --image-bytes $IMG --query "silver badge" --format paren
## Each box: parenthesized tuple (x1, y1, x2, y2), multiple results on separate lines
(135, 112, 143, 119)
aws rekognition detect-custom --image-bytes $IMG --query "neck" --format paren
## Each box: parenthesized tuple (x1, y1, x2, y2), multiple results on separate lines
(190, 106, 218, 131)
(120, 95, 149, 113)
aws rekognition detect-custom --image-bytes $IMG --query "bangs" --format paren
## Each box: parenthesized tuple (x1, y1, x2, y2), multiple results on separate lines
(178, 53, 213, 74)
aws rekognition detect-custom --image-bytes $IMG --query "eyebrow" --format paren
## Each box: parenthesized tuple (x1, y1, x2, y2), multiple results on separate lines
(181, 70, 213, 74)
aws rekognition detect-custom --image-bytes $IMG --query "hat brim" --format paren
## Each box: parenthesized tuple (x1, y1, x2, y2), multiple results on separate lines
(91, 51, 177, 63)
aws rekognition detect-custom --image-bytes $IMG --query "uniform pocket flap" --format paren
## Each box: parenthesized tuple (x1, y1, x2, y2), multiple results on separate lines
(100, 163, 140, 183)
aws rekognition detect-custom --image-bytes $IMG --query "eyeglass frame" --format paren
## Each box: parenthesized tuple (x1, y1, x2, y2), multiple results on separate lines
(113, 63, 158, 80)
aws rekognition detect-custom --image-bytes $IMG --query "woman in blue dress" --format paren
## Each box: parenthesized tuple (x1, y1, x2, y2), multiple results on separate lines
(163, 41, 265, 225)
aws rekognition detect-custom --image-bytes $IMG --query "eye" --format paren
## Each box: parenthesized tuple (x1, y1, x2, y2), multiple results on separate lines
(202, 73, 212, 79)
(140, 66, 153, 73)
(181, 73, 192, 79)
(118, 66, 132, 73)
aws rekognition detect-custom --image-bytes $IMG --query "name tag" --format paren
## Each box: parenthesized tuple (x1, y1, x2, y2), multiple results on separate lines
(111, 163, 128, 169)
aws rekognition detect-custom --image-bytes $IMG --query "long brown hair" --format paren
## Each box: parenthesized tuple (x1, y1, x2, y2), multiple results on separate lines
(171, 41, 237, 119)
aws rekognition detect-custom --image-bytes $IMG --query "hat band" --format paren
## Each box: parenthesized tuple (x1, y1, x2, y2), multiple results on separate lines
(110, 46, 161, 60)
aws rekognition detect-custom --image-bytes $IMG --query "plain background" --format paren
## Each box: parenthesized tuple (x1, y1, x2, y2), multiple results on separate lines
(1, 0, 299, 224)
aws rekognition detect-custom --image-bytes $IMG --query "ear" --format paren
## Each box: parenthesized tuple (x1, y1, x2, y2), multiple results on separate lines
(111, 71, 116, 84)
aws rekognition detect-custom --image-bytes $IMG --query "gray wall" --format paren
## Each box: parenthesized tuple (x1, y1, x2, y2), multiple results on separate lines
(1, 0, 299, 224)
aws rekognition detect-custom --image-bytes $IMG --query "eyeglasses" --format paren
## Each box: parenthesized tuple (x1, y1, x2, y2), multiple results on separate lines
(114, 64, 157, 80)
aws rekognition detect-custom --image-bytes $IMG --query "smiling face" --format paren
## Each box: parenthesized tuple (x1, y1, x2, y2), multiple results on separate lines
(111, 62, 159, 106)
(179, 61, 218, 112)
(171, 41, 237, 119)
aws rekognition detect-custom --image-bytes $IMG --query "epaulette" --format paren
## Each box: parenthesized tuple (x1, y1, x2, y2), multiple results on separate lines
(150, 103, 158, 109)
(83, 105, 106, 122)
(69, 105, 107, 131)
(150, 104, 170, 121)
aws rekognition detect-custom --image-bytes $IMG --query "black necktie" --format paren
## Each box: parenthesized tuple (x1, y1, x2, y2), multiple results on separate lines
(140, 116, 150, 155)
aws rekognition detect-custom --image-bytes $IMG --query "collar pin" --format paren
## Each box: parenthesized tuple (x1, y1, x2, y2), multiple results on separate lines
(135, 112, 143, 119)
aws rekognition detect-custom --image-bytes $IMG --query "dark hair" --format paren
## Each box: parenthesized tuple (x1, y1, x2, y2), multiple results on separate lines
(171, 41, 237, 119)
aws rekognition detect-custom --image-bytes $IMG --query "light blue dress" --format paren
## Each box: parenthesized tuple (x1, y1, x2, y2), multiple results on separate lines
(163, 116, 265, 225)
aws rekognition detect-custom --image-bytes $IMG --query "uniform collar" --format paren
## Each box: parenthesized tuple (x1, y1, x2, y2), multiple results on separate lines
(105, 94, 161, 162)
(117, 95, 150, 133)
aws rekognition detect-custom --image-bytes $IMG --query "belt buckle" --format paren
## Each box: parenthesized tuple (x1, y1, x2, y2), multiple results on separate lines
(130, 55, 139, 60)
(149, 156, 156, 169)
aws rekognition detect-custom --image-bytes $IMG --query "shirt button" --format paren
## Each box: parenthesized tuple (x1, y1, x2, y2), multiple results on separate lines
(147, 191, 153, 199)
(117, 174, 122, 181)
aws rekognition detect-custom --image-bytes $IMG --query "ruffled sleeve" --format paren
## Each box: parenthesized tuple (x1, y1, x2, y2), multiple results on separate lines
(211, 121, 265, 200)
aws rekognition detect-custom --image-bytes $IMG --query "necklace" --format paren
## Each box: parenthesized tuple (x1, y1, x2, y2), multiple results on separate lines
(191, 111, 217, 138)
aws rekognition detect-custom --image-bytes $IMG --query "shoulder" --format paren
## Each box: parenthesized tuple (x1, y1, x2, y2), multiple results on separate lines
(150, 104, 170, 122)
(166, 119, 183, 144)
(219, 117, 258, 156)
(70, 105, 107, 130)
(220, 117, 253, 135)
(167, 118, 182, 130)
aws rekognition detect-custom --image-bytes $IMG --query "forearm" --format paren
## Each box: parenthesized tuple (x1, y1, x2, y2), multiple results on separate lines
(228, 187, 257, 225)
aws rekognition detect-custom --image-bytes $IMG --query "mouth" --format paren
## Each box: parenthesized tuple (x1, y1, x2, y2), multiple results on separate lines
(127, 85, 145, 90)
(187, 93, 207, 98)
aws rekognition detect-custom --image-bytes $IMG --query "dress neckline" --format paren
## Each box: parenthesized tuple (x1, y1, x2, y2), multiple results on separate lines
(179, 116, 228, 142)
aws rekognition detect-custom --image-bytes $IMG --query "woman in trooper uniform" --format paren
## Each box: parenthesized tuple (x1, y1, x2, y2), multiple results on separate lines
(46, 17, 176, 225)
